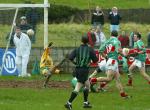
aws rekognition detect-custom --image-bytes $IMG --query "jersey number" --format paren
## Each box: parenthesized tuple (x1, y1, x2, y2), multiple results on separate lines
(106, 44, 114, 53)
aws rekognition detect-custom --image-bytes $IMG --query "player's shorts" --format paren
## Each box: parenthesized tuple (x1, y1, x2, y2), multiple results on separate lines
(74, 67, 89, 84)
(132, 59, 145, 68)
(40, 67, 51, 75)
(98, 59, 107, 72)
(106, 58, 119, 72)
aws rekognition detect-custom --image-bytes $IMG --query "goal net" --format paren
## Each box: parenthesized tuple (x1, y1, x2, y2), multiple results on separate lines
(0, 1, 49, 75)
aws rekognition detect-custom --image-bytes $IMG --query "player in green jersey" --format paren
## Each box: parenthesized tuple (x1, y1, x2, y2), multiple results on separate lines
(90, 30, 130, 98)
(127, 32, 150, 86)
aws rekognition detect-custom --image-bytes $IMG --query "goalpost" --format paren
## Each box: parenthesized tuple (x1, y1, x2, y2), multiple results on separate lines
(0, 0, 50, 75)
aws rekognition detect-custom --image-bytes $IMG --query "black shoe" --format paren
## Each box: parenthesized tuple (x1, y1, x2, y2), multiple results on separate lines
(64, 102, 72, 110)
(83, 102, 92, 108)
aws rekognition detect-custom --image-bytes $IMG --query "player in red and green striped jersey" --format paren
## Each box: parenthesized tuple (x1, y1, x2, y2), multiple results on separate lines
(90, 30, 130, 98)
(127, 32, 150, 86)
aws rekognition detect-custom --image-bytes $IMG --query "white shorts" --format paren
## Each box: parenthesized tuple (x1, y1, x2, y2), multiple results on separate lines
(106, 58, 118, 72)
(132, 59, 145, 68)
(98, 59, 107, 72)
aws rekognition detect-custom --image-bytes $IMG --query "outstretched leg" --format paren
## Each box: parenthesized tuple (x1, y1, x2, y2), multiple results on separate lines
(139, 66, 150, 84)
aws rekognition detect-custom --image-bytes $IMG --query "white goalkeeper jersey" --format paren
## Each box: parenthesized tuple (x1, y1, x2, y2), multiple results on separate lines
(13, 32, 31, 56)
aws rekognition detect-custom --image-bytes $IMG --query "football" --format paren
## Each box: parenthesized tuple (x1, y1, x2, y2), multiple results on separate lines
(122, 48, 130, 56)
(55, 69, 60, 74)
(27, 29, 34, 36)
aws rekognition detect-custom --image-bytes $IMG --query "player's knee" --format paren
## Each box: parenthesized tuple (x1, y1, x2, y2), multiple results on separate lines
(107, 77, 113, 82)
(129, 68, 132, 72)
(74, 86, 81, 92)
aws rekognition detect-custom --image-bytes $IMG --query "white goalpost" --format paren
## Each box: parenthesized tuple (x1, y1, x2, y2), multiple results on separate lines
(0, 0, 49, 48)
(0, 0, 50, 75)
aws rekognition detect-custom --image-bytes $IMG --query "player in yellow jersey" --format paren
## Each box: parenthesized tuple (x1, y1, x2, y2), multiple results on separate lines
(40, 42, 60, 77)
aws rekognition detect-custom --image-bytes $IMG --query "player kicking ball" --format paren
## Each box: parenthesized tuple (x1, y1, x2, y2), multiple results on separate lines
(90, 30, 131, 98)
(127, 32, 150, 86)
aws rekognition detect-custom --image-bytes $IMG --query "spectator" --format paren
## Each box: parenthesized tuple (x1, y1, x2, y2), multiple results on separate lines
(19, 16, 32, 33)
(94, 26, 106, 47)
(6, 31, 15, 47)
(118, 31, 129, 48)
(87, 28, 96, 48)
(26, 7, 39, 43)
(129, 28, 138, 47)
(91, 6, 104, 29)
(108, 7, 121, 32)
(13, 26, 31, 77)
(147, 32, 150, 47)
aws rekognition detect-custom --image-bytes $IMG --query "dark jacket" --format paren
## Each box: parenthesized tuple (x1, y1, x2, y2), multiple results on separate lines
(19, 24, 32, 33)
(69, 44, 98, 68)
(91, 11, 104, 25)
(108, 12, 121, 25)
(147, 33, 150, 47)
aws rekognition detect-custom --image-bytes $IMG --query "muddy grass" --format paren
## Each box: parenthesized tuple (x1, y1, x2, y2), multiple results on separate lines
(0, 80, 71, 89)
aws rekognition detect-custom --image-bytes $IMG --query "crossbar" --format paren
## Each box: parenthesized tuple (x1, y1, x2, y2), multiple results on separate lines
(0, 4, 50, 8)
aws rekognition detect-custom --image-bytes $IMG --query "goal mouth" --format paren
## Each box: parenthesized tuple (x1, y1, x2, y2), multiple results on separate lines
(0, 1, 49, 75)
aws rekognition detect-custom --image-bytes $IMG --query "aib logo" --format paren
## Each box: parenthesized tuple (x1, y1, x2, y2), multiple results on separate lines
(3, 51, 16, 74)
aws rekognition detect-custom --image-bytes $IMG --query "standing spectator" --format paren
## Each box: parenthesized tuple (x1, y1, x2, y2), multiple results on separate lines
(91, 6, 104, 29)
(19, 16, 32, 33)
(13, 26, 31, 77)
(6, 31, 15, 47)
(147, 32, 150, 47)
(26, 7, 39, 43)
(129, 28, 138, 47)
(87, 27, 96, 48)
(94, 26, 106, 47)
(118, 31, 129, 48)
(108, 7, 121, 32)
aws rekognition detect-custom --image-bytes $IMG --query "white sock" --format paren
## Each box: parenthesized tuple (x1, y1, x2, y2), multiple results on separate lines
(67, 101, 71, 105)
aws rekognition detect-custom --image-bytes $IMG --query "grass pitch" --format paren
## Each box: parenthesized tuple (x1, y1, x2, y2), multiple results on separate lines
(1, 23, 150, 47)
(0, 73, 150, 110)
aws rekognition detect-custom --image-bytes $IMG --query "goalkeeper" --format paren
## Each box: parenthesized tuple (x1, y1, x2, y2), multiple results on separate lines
(40, 42, 60, 77)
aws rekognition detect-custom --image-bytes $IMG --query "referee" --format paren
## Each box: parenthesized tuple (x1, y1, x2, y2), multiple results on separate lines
(64, 35, 98, 110)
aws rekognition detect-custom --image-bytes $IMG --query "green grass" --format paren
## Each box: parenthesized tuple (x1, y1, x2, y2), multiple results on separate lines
(50, 0, 150, 9)
(0, 73, 150, 110)
(0, 0, 149, 9)
(1, 23, 150, 47)
(2, 23, 149, 47)
(0, 0, 43, 3)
